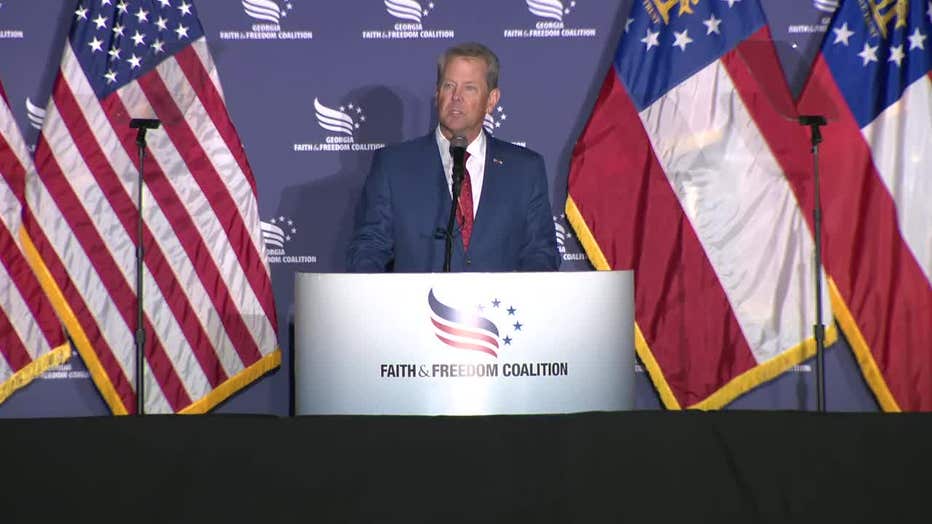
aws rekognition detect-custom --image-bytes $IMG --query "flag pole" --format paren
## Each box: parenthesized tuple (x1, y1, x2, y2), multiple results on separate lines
(799, 115, 827, 413)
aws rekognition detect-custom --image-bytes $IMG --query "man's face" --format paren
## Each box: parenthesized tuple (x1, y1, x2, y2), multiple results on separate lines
(436, 56, 500, 142)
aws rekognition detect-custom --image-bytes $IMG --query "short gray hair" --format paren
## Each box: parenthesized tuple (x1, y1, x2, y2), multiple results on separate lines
(436, 42, 500, 91)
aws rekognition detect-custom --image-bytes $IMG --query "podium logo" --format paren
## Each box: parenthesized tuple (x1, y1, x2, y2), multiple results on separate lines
(0, 2, 25, 40)
(554, 213, 587, 262)
(428, 288, 529, 358)
(361, 0, 455, 40)
(218, 0, 314, 41)
(261, 216, 317, 264)
(294, 95, 385, 153)
(504, 0, 597, 39)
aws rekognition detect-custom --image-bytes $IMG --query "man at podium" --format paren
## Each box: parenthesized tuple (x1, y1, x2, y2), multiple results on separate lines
(346, 42, 559, 273)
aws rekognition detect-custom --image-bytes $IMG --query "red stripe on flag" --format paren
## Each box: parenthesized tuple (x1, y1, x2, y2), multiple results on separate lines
(35, 103, 192, 412)
(22, 204, 137, 409)
(0, 226, 62, 349)
(797, 56, 932, 410)
(0, 229, 34, 372)
(135, 67, 276, 347)
(430, 318, 499, 348)
(174, 46, 256, 196)
(567, 67, 757, 407)
(434, 334, 498, 358)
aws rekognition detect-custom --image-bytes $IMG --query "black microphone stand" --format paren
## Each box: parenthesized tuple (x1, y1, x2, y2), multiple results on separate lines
(799, 114, 827, 413)
(443, 138, 467, 272)
(130, 119, 159, 415)
(443, 165, 464, 273)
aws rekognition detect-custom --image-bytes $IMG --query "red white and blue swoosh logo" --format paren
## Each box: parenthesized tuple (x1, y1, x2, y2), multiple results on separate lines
(428, 289, 501, 357)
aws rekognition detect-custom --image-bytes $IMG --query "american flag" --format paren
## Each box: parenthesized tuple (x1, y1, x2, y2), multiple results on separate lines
(567, 0, 834, 408)
(428, 289, 501, 358)
(797, 0, 931, 410)
(0, 80, 70, 404)
(24, 0, 279, 414)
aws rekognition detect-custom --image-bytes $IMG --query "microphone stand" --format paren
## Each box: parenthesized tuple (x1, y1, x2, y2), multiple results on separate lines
(443, 165, 464, 273)
(130, 119, 159, 415)
(799, 115, 827, 413)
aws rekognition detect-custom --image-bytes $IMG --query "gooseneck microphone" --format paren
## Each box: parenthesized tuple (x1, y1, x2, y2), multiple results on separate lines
(443, 136, 468, 272)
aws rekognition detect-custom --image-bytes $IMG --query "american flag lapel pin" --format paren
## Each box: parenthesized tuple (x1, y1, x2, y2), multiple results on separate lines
(492, 157, 503, 165)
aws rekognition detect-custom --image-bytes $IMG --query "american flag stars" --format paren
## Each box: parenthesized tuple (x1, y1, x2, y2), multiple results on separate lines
(72, 1, 202, 97)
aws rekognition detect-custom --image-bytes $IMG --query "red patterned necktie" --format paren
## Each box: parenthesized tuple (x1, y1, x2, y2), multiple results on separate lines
(456, 151, 474, 251)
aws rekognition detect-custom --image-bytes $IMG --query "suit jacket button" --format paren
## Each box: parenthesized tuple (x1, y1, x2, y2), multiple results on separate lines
(465, 258, 471, 265)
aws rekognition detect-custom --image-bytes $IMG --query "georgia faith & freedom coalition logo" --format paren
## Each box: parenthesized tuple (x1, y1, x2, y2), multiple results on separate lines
(554, 213, 587, 262)
(293, 96, 385, 152)
(361, 0, 454, 40)
(379, 288, 569, 379)
(218, 0, 313, 40)
(504, 0, 597, 39)
(260, 216, 317, 264)
(0, 2, 25, 40)
(483, 105, 527, 147)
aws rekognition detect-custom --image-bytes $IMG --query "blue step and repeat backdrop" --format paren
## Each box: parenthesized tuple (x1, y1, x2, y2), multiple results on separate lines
(0, 0, 878, 416)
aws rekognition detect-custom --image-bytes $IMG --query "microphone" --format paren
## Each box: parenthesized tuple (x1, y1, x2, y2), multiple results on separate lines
(443, 135, 468, 272)
(129, 118, 161, 129)
(450, 135, 467, 187)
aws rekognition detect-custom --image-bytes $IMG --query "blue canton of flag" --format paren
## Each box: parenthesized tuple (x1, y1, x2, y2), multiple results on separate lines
(72, 0, 203, 99)
(616, 0, 768, 110)
(821, 0, 931, 126)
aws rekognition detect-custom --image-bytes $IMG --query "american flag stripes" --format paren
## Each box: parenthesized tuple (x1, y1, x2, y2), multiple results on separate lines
(23, 0, 279, 414)
(567, 0, 835, 408)
(0, 80, 70, 404)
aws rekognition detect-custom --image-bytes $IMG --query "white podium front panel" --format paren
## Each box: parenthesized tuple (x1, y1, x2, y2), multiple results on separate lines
(295, 271, 633, 415)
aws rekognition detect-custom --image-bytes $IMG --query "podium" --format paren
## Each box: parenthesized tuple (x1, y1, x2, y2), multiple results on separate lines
(294, 271, 634, 415)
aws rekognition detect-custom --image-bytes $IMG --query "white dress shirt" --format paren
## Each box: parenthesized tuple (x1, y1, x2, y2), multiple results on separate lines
(435, 126, 486, 217)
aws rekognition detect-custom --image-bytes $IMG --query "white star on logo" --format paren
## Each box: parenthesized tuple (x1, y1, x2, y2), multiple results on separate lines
(725, 0, 741, 7)
(908, 28, 926, 50)
(108, 47, 121, 60)
(113, 24, 125, 37)
(672, 29, 693, 51)
(151, 38, 165, 54)
(857, 42, 878, 66)
(104, 69, 117, 84)
(887, 44, 905, 66)
(75, 6, 88, 21)
(132, 30, 146, 46)
(116, 1, 129, 14)
(88, 36, 103, 53)
(175, 24, 189, 39)
(128, 53, 142, 69)
(158, 0, 171, 7)
(703, 15, 722, 35)
(832, 22, 854, 46)
(135, 7, 149, 23)
(155, 16, 168, 31)
(93, 14, 108, 30)
(178, 1, 192, 16)
(641, 28, 660, 51)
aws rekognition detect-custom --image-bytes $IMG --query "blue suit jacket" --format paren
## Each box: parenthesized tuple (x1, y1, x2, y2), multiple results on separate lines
(346, 133, 560, 272)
